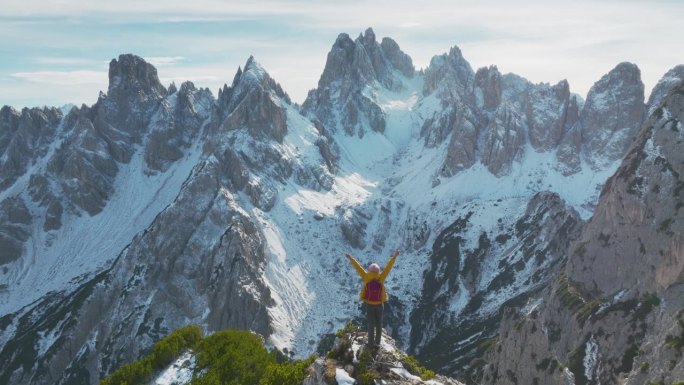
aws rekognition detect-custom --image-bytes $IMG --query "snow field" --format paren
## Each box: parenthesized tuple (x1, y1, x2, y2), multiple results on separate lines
(0, 97, 208, 316)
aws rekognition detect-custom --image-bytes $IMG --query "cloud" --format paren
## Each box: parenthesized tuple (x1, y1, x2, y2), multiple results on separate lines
(144, 56, 186, 66)
(401, 22, 421, 28)
(1, 0, 682, 107)
(11, 70, 106, 85)
(33, 57, 98, 66)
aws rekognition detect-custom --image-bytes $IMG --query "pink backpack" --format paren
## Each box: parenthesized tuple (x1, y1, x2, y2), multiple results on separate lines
(364, 280, 383, 302)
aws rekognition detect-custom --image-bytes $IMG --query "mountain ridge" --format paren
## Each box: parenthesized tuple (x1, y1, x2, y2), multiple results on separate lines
(0, 28, 682, 385)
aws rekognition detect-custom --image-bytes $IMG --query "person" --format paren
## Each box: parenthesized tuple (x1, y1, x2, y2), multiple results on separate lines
(345, 249, 400, 349)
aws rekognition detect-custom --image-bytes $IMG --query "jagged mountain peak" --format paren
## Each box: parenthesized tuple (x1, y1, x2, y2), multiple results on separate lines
(424, 45, 474, 96)
(647, 64, 684, 112)
(3, 28, 683, 385)
(314, 27, 414, 91)
(567, 76, 684, 297)
(302, 28, 414, 136)
(358, 26, 377, 45)
(218, 55, 290, 108)
(587, 61, 642, 99)
(480, 75, 684, 385)
(107, 53, 167, 98)
(577, 60, 645, 170)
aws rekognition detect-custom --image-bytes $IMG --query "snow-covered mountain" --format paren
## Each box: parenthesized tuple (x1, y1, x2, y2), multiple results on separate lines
(0, 28, 680, 385)
(480, 66, 684, 385)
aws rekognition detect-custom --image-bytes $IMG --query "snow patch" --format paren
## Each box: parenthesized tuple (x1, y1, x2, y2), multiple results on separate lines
(335, 368, 356, 385)
(0, 112, 207, 315)
(152, 350, 196, 385)
(583, 336, 599, 382)
(390, 367, 422, 381)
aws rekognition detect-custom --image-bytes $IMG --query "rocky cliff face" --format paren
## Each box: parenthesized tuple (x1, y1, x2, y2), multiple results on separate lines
(409, 192, 582, 376)
(419, 52, 643, 180)
(557, 62, 645, 175)
(479, 67, 684, 385)
(302, 28, 414, 137)
(0, 106, 62, 192)
(0, 55, 327, 384)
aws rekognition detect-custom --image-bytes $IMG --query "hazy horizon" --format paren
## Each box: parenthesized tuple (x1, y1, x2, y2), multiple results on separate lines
(1, 0, 682, 109)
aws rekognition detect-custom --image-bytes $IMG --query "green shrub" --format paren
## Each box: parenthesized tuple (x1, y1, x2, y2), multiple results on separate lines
(100, 359, 153, 385)
(336, 321, 358, 338)
(326, 338, 351, 361)
(402, 354, 436, 380)
(259, 355, 316, 385)
(152, 325, 203, 369)
(357, 369, 380, 385)
(556, 274, 585, 311)
(102, 326, 321, 385)
(576, 300, 601, 324)
(477, 336, 500, 354)
(100, 324, 203, 385)
(191, 330, 276, 385)
(666, 335, 684, 351)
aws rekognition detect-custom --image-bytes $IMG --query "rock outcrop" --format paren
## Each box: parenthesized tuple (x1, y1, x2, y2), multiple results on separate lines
(0, 197, 32, 264)
(0, 106, 62, 190)
(306, 325, 464, 385)
(557, 62, 645, 174)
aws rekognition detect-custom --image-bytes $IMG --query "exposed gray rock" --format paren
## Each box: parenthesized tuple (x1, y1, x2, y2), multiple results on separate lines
(420, 47, 477, 155)
(481, 71, 684, 385)
(380, 37, 415, 78)
(102, 54, 167, 141)
(168, 82, 178, 95)
(305, 328, 464, 385)
(410, 193, 582, 378)
(402, 209, 430, 251)
(567, 73, 683, 297)
(214, 57, 289, 143)
(245, 177, 278, 211)
(44, 200, 63, 231)
(555, 63, 645, 175)
(474, 65, 502, 111)
(340, 207, 370, 249)
(47, 107, 119, 215)
(0, 106, 62, 190)
(646, 65, 684, 113)
(581, 62, 645, 170)
(303, 28, 414, 137)
(371, 199, 394, 251)
(423, 46, 474, 99)
(209, 57, 332, 203)
(0, 197, 31, 265)
(482, 104, 525, 176)
(0, 158, 274, 385)
(28, 174, 64, 231)
(525, 80, 575, 151)
(439, 107, 479, 176)
(556, 121, 583, 175)
(145, 81, 211, 171)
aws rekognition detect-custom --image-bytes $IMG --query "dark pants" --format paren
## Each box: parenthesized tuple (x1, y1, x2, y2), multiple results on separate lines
(366, 303, 383, 347)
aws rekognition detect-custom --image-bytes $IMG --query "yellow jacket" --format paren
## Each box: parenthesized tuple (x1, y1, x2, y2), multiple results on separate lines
(346, 253, 398, 305)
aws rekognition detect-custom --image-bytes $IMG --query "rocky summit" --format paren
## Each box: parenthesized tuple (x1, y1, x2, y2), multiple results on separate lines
(0, 28, 683, 385)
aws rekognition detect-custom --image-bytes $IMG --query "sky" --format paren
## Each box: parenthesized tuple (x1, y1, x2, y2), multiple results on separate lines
(0, 0, 682, 109)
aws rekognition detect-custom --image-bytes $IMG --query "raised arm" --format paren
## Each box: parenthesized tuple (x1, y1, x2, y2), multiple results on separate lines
(345, 253, 366, 277)
(379, 249, 400, 280)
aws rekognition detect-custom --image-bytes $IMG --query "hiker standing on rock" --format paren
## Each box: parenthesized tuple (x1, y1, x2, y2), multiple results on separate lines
(345, 249, 400, 348)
